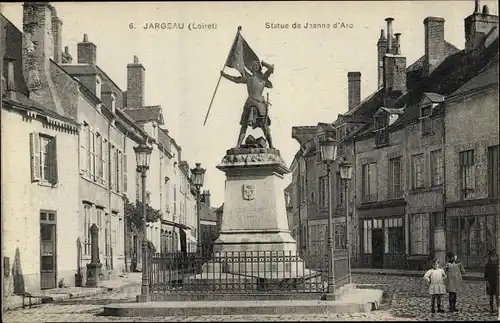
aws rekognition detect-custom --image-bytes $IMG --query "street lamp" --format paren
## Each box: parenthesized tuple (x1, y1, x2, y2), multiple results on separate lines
(134, 142, 152, 301)
(339, 158, 353, 285)
(320, 136, 337, 297)
(191, 162, 206, 254)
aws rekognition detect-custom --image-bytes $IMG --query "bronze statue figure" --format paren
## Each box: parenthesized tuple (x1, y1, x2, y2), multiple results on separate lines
(221, 60, 275, 148)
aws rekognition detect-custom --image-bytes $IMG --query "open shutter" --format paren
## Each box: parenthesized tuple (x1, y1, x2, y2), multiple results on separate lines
(95, 134, 101, 184)
(30, 132, 41, 182)
(102, 139, 107, 186)
(118, 151, 123, 193)
(49, 136, 58, 184)
(123, 153, 128, 195)
(79, 126, 87, 175)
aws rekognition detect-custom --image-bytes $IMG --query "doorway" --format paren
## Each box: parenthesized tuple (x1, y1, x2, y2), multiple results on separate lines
(371, 228, 384, 268)
(40, 211, 57, 289)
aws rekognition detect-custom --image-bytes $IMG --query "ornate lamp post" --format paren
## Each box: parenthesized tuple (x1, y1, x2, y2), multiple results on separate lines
(320, 136, 337, 297)
(134, 142, 152, 301)
(339, 159, 353, 285)
(191, 163, 206, 254)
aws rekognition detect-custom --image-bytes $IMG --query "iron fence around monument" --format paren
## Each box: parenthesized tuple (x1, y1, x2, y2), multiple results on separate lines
(147, 249, 350, 294)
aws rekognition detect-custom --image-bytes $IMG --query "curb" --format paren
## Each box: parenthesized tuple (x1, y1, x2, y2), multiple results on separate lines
(352, 270, 483, 281)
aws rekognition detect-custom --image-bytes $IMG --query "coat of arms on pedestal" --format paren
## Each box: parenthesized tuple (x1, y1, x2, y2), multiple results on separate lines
(242, 184, 255, 201)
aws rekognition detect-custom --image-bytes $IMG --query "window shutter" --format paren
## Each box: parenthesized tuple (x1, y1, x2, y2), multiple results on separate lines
(80, 126, 87, 175)
(49, 136, 58, 184)
(95, 135, 101, 183)
(30, 132, 41, 182)
(118, 151, 123, 193)
(102, 139, 107, 186)
(123, 153, 128, 195)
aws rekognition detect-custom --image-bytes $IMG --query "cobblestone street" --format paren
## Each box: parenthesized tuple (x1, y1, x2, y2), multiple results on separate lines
(2, 274, 498, 322)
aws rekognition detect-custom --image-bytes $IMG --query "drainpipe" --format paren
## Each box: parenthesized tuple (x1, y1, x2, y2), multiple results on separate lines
(352, 137, 358, 267)
(297, 151, 302, 254)
(107, 106, 114, 274)
(304, 146, 309, 253)
(442, 103, 448, 265)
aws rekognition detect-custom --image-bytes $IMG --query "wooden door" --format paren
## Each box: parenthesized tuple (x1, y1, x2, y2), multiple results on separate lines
(40, 212, 57, 289)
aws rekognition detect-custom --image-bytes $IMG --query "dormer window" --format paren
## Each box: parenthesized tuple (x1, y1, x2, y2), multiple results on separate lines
(96, 75, 102, 99)
(315, 133, 326, 162)
(420, 105, 433, 135)
(111, 93, 116, 114)
(374, 113, 389, 146)
(336, 125, 346, 156)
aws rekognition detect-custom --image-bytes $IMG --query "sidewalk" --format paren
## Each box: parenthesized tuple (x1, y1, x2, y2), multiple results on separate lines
(2, 272, 141, 312)
(352, 268, 484, 281)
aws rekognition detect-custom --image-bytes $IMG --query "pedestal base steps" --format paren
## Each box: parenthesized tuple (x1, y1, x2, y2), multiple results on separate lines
(103, 286, 384, 317)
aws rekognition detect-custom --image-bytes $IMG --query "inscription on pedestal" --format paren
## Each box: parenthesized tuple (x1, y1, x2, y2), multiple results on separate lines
(242, 184, 255, 201)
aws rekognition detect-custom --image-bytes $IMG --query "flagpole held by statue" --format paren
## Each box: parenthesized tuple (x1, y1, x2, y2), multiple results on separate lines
(203, 26, 275, 149)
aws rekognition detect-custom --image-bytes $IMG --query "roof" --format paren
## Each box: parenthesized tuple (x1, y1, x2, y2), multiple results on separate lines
(158, 127, 172, 154)
(200, 203, 217, 222)
(123, 107, 164, 124)
(1, 15, 29, 96)
(451, 52, 499, 96)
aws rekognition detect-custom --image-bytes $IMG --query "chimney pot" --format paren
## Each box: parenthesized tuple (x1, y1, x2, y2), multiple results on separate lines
(83, 34, 88, 42)
(134, 55, 139, 64)
(483, 5, 489, 14)
(379, 29, 386, 40)
(65, 46, 69, 54)
(394, 33, 402, 55)
(474, 0, 480, 13)
(385, 18, 394, 53)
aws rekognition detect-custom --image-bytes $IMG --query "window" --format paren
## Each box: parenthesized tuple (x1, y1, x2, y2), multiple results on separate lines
(375, 114, 388, 146)
(389, 157, 402, 198)
(420, 105, 433, 135)
(96, 75, 102, 99)
(386, 217, 404, 254)
(430, 150, 443, 186)
(410, 213, 429, 255)
(337, 125, 346, 155)
(173, 184, 177, 217)
(318, 175, 328, 209)
(362, 163, 377, 202)
(89, 129, 96, 180)
(459, 150, 475, 199)
(411, 154, 424, 189)
(30, 132, 58, 184)
(488, 145, 499, 198)
(309, 224, 327, 256)
(83, 204, 92, 256)
(447, 215, 495, 260)
(337, 175, 345, 206)
(334, 224, 347, 249)
(300, 175, 306, 203)
(96, 133, 102, 183)
(80, 124, 88, 175)
(316, 133, 326, 162)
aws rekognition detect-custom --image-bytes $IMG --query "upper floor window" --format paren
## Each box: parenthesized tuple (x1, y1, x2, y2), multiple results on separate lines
(374, 114, 388, 146)
(362, 163, 377, 203)
(411, 154, 424, 189)
(389, 157, 402, 198)
(420, 105, 433, 135)
(316, 133, 326, 162)
(459, 149, 475, 199)
(318, 175, 328, 209)
(30, 132, 58, 185)
(488, 145, 499, 198)
(430, 150, 443, 186)
(337, 174, 345, 206)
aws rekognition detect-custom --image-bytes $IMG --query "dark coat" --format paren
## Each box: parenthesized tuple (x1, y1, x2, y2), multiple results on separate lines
(484, 260, 499, 296)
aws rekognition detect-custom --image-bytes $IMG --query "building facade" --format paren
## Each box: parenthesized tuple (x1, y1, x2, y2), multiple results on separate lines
(287, 1, 499, 270)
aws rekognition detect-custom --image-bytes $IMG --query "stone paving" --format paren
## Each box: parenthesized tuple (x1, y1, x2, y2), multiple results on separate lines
(2, 274, 499, 322)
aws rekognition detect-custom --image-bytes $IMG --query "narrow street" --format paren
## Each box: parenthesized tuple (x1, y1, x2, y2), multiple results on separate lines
(2, 274, 497, 322)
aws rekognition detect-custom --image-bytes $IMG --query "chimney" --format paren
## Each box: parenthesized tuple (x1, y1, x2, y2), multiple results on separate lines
(377, 29, 387, 87)
(77, 34, 97, 65)
(22, 2, 64, 115)
(49, 5, 62, 63)
(464, 0, 499, 51)
(424, 17, 445, 76)
(202, 190, 211, 207)
(4, 57, 16, 99)
(62, 46, 73, 63)
(383, 18, 407, 94)
(394, 33, 402, 55)
(126, 55, 145, 109)
(385, 18, 394, 53)
(347, 72, 361, 110)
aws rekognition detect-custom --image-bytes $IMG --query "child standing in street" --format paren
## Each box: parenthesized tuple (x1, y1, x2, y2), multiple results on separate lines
(444, 252, 465, 312)
(484, 249, 499, 314)
(424, 258, 447, 314)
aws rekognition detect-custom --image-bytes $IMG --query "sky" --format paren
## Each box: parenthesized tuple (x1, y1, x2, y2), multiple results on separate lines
(2, 1, 498, 207)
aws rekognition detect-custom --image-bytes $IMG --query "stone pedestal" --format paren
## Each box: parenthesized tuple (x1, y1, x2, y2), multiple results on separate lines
(191, 148, 318, 285)
(86, 223, 102, 288)
(214, 147, 296, 253)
